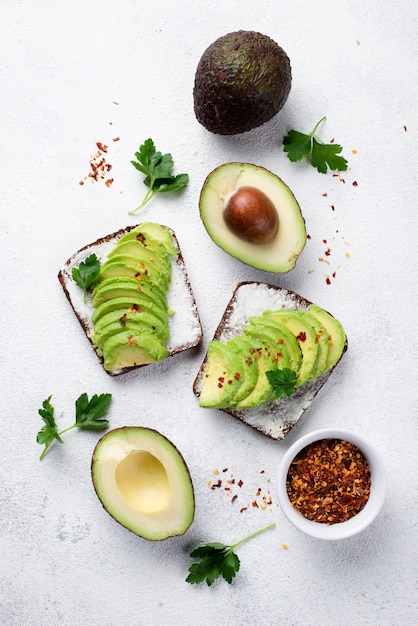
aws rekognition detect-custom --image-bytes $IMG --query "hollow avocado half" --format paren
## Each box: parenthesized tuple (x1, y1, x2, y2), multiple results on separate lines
(193, 30, 291, 135)
(91, 427, 195, 541)
(199, 162, 306, 273)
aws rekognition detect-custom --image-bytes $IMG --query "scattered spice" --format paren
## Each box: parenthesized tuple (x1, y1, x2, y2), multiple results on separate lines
(286, 438, 371, 524)
(79, 140, 114, 186)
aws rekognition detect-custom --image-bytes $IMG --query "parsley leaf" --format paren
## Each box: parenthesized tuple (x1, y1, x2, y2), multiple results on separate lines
(129, 138, 189, 214)
(266, 368, 298, 398)
(36, 396, 63, 460)
(36, 393, 112, 460)
(75, 393, 112, 430)
(72, 254, 101, 303)
(283, 116, 348, 173)
(186, 523, 275, 586)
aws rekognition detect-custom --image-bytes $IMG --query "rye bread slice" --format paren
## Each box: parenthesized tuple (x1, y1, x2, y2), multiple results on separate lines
(193, 281, 347, 440)
(58, 224, 203, 376)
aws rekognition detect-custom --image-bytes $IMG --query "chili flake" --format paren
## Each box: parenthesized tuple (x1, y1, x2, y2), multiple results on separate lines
(286, 438, 371, 524)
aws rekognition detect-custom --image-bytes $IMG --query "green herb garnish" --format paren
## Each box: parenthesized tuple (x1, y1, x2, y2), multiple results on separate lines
(186, 522, 275, 586)
(71, 253, 101, 303)
(36, 393, 112, 460)
(283, 116, 348, 174)
(266, 368, 298, 398)
(129, 138, 189, 214)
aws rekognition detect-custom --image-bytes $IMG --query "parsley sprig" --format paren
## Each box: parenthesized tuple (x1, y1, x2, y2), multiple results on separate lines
(266, 368, 298, 398)
(283, 116, 348, 174)
(186, 522, 275, 586)
(71, 254, 101, 303)
(36, 393, 112, 460)
(129, 138, 189, 214)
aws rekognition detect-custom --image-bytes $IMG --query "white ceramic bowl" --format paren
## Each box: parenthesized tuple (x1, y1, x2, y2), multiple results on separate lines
(277, 428, 386, 540)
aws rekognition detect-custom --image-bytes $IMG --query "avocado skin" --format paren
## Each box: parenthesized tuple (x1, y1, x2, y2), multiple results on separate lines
(193, 30, 291, 135)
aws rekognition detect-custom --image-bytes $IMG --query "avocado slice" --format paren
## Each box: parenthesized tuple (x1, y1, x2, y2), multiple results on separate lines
(92, 277, 167, 311)
(295, 310, 329, 378)
(92, 309, 169, 348)
(308, 304, 347, 371)
(98, 256, 171, 290)
(199, 162, 306, 273)
(118, 223, 178, 257)
(193, 30, 291, 135)
(107, 240, 171, 274)
(233, 336, 282, 409)
(263, 309, 319, 386)
(91, 426, 194, 540)
(102, 330, 168, 371)
(198, 340, 246, 409)
(92, 296, 169, 326)
(247, 315, 303, 373)
(243, 323, 292, 372)
(224, 335, 259, 403)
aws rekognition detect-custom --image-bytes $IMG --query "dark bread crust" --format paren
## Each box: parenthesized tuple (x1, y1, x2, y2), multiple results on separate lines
(58, 224, 203, 376)
(193, 281, 347, 440)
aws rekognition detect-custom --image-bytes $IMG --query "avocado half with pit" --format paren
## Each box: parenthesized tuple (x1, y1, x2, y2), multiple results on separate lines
(199, 162, 306, 273)
(91, 427, 195, 540)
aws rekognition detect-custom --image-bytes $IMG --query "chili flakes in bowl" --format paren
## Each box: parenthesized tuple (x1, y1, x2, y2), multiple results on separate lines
(277, 428, 386, 540)
(286, 438, 371, 524)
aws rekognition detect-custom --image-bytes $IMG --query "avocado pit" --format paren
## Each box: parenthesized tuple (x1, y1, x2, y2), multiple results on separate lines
(223, 186, 279, 244)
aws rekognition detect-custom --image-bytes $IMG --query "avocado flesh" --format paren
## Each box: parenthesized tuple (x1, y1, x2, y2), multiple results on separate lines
(224, 335, 259, 403)
(102, 330, 168, 371)
(234, 340, 280, 409)
(194, 30, 291, 135)
(92, 296, 169, 326)
(198, 341, 246, 408)
(92, 277, 167, 311)
(99, 256, 171, 290)
(295, 310, 329, 378)
(263, 310, 319, 386)
(199, 162, 306, 273)
(107, 241, 172, 275)
(118, 223, 177, 257)
(243, 324, 292, 372)
(91, 427, 194, 540)
(248, 315, 303, 373)
(89, 223, 176, 372)
(93, 311, 169, 349)
(308, 304, 347, 370)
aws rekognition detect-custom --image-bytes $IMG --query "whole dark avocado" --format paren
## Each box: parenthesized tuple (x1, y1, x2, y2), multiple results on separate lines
(193, 30, 291, 135)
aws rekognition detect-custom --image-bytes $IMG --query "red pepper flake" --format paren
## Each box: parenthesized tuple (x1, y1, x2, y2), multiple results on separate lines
(403, 125, 407, 132)
(96, 141, 108, 153)
(127, 335, 138, 347)
(238, 480, 243, 488)
(231, 495, 238, 503)
(326, 276, 331, 285)
(296, 331, 307, 342)
(105, 178, 114, 187)
(240, 507, 248, 513)
(325, 248, 331, 256)
(112, 136, 120, 142)
(322, 193, 328, 197)
(234, 372, 241, 380)
(352, 181, 358, 186)
(222, 468, 228, 473)
(252, 501, 259, 508)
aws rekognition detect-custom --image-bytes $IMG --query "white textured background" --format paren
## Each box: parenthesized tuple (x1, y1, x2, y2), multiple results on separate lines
(1, 1, 417, 624)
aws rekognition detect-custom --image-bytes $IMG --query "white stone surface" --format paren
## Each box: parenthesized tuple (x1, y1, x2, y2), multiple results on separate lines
(1, 1, 417, 624)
